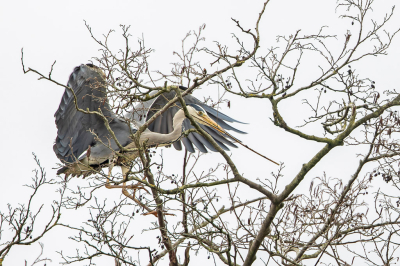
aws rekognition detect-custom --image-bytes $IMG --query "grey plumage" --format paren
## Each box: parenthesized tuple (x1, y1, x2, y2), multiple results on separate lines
(54, 64, 133, 166)
(125, 90, 246, 153)
(54, 64, 246, 176)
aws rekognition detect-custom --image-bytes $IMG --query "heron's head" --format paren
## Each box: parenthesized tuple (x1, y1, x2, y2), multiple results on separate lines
(186, 104, 225, 134)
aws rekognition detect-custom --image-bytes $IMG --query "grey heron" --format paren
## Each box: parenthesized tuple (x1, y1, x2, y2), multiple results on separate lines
(53, 64, 255, 178)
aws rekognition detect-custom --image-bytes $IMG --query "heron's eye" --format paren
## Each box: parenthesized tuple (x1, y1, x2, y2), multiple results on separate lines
(197, 111, 204, 116)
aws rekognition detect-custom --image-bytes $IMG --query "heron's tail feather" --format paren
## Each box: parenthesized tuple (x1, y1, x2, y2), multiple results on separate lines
(57, 166, 68, 175)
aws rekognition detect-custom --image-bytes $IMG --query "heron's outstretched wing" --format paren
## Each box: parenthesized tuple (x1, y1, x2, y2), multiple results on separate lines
(54, 64, 131, 164)
(127, 90, 247, 153)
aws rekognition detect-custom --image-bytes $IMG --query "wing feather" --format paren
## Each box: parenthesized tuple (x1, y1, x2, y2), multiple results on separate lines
(127, 90, 245, 153)
(54, 64, 131, 164)
(181, 136, 195, 153)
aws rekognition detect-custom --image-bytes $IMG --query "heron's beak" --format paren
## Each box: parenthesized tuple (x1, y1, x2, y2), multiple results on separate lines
(197, 115, 225, 134)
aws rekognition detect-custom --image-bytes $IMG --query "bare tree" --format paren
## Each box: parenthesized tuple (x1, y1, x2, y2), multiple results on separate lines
(0, 154, 63, 266)
(15, 0, 400, 265)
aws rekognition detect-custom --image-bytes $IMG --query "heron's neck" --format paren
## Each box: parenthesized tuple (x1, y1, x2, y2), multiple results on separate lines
(140, 109, 186, 147)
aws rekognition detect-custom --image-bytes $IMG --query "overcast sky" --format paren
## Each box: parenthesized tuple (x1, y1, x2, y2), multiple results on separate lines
(1, 0, 400, 265)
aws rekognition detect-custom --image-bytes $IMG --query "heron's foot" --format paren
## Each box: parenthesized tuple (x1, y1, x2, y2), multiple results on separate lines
(61, 170, 94, 180)
(59, 166, 93, 179)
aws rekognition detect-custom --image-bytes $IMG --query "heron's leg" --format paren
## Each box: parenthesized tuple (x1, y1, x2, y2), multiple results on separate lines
(120, 170, 157, 216)
(104, 157, 115, 189)
(121, 166, 149, 194)
(104, 164, 169, 217)
(105, 165, 148, 190)
(122, 185, 153, 213)
(139, 172, 175, 217)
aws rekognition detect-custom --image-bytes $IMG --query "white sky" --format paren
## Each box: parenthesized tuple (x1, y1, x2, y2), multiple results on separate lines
(1, 0, 400, 265)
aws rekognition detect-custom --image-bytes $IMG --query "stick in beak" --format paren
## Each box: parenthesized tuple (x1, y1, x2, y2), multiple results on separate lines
(219, 129, 280, 166)
(195, 109, 279, 166)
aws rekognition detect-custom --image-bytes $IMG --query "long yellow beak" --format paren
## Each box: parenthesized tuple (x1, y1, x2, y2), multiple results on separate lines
(197, 115, 225, 134)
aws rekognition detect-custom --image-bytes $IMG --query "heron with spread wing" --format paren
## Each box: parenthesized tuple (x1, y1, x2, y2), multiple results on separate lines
(54, 64, 256, 179)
